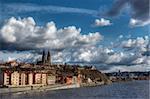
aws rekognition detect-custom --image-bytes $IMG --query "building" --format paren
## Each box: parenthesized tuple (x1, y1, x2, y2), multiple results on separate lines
(0, 69, 56, 87)
(0, 50, 55, 87)
(0, 61, 57, 87)
(0, 50, 112, 87)
(37, 50, 51, 65)
(47, 74, 56, 85)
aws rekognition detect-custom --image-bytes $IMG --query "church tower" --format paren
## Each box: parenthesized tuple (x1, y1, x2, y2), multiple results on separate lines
(37, 50, 51, 65)
(47, 51, 51, 65)
(42, 50, 46, 64)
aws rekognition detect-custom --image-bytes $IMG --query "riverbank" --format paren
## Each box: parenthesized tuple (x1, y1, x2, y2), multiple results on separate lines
(0, 84, 80, 95)
(0, 83, 104, 95)
(0, 81, 109, 95)
(0, 80, 149, 99)
(0, 79, 148, 95)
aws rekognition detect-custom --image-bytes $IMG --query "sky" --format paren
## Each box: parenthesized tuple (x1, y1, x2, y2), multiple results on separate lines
(0, 0, 150, 72)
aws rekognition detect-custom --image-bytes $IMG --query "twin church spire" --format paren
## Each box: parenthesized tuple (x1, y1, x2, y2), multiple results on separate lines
(37, 50, 51, 65)
(42, 50, 51, 65)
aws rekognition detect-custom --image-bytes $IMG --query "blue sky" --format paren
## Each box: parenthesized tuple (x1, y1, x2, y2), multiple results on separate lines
(0, 0, 150, 72)
(1, 0, 149, 43)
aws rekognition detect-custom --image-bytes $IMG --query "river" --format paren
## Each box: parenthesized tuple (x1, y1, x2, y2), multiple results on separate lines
(0, 80, 149, 99)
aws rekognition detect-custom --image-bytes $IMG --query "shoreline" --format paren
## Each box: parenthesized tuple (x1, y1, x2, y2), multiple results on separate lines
(0, 79, 149, 95)
(0, 84, 80, 95)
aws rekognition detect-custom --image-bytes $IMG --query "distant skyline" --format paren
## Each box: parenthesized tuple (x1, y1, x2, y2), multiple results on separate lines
(0, 0, 150, 72)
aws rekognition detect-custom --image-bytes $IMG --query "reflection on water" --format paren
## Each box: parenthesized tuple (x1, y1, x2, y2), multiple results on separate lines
(0, 80, 149, 99)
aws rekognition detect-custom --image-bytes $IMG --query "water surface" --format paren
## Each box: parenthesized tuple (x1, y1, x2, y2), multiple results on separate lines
(0, 80, 149, 99)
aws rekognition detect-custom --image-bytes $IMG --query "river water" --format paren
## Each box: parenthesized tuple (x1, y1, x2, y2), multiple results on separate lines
(0, 80, 149, 99)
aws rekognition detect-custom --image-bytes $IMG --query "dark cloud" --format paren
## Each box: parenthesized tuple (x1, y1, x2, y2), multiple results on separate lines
(130, 0, 149, 20)
(107, 0, 149, 21)
(107, 0, 128, 16)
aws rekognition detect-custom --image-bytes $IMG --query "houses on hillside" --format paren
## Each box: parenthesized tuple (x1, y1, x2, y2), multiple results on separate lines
(0, 51, 110, 88)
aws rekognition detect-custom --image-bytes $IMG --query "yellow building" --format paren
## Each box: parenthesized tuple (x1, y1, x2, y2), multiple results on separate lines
(11, 71, 20, 86)
(28, 73, 33, 85)
(41, 74, 47, 85)
(3, 72, 11, 85)
(20, 73, 26, 85)
(47, 75, 56, 85)
(0, 69, 55, 87)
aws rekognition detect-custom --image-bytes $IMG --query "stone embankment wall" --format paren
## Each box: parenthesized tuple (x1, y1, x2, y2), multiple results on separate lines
(0, 84, 80, 94)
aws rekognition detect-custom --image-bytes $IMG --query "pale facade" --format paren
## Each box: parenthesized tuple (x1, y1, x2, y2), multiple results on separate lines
(47, 75, 56, 85)
(0, 71, 53, 87)
(20, 73, 26, 85)
(72, 76, 78, 84)
(28, 73, 33, 85)
(41, 74, 47, 85)
(35, 73, 42, 84)
(4, 72, 10, 85)
(11, 71, 20, 86)
(35, 73, 47, 85)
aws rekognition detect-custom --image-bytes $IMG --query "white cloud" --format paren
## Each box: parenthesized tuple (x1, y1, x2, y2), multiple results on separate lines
(145, 57, 150, 65)
(3, 3, 98, 16)
(106, 52, 124, 64)
(0, 51, 40, 63)
(129, 18, 150, 27)
(0, 17, 150, 72)
(121, 36, 149, 52)
(0, 17, 103, 50)
(7, 57, 16, 62)
(94, 18, 112, 27)
(118, 35, 123, 39)
(52, 52, 64, 63)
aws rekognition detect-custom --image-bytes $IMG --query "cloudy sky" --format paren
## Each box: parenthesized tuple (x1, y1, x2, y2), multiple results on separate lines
(0, 0, 150, 72)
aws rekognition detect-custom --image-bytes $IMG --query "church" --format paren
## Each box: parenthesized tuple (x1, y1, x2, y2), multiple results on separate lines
(37, 50, 51, 65)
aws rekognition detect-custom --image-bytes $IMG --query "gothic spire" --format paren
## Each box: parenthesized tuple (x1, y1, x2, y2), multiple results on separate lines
(47, 51, 51, 65)
(42, 50, 46, 63)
